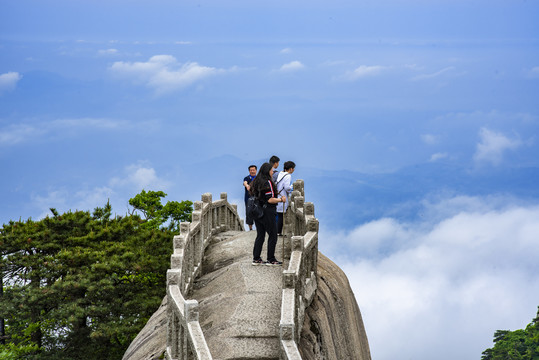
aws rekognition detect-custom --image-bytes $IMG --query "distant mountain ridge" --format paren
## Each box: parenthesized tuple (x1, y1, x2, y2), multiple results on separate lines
(189, 155, 539, 229)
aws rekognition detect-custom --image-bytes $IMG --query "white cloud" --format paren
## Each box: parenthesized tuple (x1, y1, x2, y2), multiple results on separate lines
(421, 133, 438, 145)
(341, 65, 387, 81)
(0, 72, 22, 94)
(32, 163, 170, 220)
(0, 118, 127, 146)
(473, 127, 522, 165)
(280, 48, 292, 54)
(411, 66, 456, 81)
(109, 163, 171, 191)
(109, 55, 227, 94)
(73, 187, 116, 212)
(52, 118, 127, 130)
(322, 60, 351, 67)
(32, 190, 69, 219)
(429, 152, 448, 162)
(0, 123, 46, 146)
(322, 196, 539, 360)
(32, 186, 115, 220)
(278, 60, 305, 72)
(404, 63, 423, 71)
(97, 48, 119, 56)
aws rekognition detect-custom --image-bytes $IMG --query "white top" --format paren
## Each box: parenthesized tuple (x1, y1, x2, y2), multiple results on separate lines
(275, 171, 293, 213)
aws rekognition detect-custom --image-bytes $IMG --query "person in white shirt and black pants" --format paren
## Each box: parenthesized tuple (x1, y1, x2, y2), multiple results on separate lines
(276, 161, 295, 236)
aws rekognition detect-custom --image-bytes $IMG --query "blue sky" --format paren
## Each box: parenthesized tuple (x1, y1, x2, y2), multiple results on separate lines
(1, 0, 539, 359)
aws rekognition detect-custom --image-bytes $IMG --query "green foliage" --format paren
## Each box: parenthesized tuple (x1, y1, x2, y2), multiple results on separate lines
(128, 190, 193, 232)
(0, 195, 192, 360)
(0, 341, 39, 359)
(482, 307, 539, 360)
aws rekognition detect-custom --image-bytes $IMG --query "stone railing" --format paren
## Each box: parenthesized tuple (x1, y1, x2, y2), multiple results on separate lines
(165, 193, 244, 360)
(279, 179, 319, 359)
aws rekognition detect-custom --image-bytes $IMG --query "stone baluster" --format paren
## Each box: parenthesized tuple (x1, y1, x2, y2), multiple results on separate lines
(279, 179, 319, 360)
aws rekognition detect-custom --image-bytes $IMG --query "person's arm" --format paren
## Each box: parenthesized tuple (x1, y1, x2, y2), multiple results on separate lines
(243, 180, 250, 191)
(268, 196, 286, 204)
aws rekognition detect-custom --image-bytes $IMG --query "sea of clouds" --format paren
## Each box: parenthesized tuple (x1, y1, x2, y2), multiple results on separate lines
(321, 195, 539, 360)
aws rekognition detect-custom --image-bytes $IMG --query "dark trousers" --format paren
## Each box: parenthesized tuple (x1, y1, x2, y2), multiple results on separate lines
(277, 212, 284, 234)
(253, 206, 278, 261)
(245, 200, 254, 226)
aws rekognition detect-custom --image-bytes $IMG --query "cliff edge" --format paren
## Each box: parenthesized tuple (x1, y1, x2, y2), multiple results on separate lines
(299, 252, 371, 360)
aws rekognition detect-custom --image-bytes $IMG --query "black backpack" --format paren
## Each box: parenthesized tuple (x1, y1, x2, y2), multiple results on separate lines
(247, 195, 265, 219)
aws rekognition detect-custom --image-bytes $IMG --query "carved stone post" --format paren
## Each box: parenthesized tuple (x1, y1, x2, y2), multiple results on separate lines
(293, 179, 304, 197)
(307, 217, 319, 273)
(202, 193, 212, 236)
(231, 204, 239, 230)
(292, 235, 304, 252)
(220, 193, 228, 229)
(305, 202, 315, 217)
(185, 300, 199, 323)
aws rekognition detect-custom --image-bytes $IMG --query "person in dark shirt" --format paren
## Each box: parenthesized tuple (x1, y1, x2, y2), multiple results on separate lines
(249, 162, 286, 266)
(269, 155, 280, 183)
(243, 165, 257, 230)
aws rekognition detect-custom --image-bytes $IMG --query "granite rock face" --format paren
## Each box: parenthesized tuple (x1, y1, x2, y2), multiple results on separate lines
(298, 252, 371, 360)
(123, 233, 371, 360)
(122, 296, 168, 360)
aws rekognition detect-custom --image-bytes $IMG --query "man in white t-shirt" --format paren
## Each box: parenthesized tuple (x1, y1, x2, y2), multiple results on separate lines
(276, 161, 295, 235)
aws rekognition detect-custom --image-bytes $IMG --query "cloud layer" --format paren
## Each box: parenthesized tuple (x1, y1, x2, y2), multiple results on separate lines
(322, 195, 539, 360)
(110, 55, 227, 94)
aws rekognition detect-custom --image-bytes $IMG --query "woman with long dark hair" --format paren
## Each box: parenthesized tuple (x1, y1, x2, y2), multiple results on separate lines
(250, 162, 286, 265)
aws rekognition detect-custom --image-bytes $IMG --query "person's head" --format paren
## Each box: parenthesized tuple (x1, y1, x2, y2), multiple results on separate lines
(248, 165, 257, 176)
(258, 162, 273, 180)
(284, 161, 296, 173)
(269, 155, 280, 169)
(251, 163, 276, 196)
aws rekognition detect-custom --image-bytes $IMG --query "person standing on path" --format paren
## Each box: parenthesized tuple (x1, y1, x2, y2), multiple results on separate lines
(269, 155, 280, 183)
(276, 161, 295, 235)
(250, 162, 286, 266)
(243, 165, 257, 230)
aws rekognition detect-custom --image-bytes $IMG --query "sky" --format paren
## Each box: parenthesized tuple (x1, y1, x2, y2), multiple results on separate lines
(1, 0, 539, 359)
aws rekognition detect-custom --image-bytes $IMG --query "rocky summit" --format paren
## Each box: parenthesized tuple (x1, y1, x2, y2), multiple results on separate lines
(123, 230, 371, 360)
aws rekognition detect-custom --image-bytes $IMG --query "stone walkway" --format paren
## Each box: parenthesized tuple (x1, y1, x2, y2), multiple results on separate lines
(190, 230, 284, 360)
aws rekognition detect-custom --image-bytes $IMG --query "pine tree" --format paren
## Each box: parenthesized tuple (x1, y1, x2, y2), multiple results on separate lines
(0, 196, 191, 359)
(482, 307, 539, 360)
(128, 189, 193, 231)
